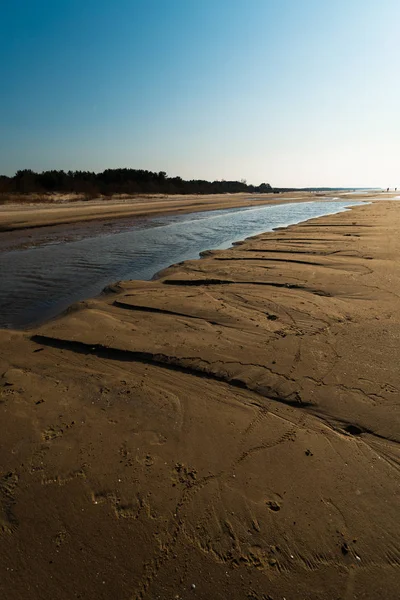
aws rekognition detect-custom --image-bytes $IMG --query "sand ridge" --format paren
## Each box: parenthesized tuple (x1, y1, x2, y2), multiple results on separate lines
(0, 199, 399, 599)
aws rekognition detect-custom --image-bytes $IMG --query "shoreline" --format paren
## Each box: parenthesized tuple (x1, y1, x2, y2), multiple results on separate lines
(0, 200, 399, 599)
(150, 200, 363, 282)
(0, 192, 320, 233)
(0, 200, 365, 330)
(0, 191, 380, 253)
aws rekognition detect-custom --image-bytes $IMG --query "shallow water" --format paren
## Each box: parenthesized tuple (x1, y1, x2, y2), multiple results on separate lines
(0, 200, 362, 329)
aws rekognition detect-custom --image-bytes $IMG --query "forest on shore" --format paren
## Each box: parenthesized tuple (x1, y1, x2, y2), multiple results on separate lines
(0, 168, 274, 197)
(0, 168, 355, 200)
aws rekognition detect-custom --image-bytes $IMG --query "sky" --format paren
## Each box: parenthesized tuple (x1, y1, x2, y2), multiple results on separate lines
(1, 0, 399, 188)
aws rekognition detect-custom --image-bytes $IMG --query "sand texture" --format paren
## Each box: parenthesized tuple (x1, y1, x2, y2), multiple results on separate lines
(0, 200, 399, 599)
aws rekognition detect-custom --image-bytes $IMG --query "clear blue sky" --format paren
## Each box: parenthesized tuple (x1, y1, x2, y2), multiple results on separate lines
(1, 0, 399, 187)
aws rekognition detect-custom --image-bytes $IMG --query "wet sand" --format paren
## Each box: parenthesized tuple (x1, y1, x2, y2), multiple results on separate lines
(0, 199, 399, 599)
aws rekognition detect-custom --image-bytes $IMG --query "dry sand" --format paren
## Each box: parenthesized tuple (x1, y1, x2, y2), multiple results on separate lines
(0, 199, 399, 599)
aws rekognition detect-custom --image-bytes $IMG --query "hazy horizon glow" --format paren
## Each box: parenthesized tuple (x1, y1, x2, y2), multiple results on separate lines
(1, 0, 399, 188)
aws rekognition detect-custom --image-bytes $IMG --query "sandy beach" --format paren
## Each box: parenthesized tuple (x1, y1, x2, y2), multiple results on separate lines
(0, 198, 399, 599)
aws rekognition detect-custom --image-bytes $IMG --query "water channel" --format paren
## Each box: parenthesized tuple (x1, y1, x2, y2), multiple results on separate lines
(0, 199, 363, 329)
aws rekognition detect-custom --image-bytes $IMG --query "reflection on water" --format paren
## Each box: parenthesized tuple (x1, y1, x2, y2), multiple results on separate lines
(0, 200, 362, 329)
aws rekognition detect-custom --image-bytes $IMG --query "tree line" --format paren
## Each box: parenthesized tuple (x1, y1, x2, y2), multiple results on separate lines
(0, 168, 274, 196)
